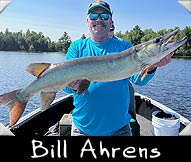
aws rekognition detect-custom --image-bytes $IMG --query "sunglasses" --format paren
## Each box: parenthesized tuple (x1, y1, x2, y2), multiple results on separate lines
(89, 13, 110, 21)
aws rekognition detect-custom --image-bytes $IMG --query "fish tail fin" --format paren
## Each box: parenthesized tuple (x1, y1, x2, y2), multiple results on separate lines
(0, 89, 27, 127)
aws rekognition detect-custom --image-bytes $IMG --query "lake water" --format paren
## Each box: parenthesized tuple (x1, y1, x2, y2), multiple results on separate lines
(0, 51, 191, 126)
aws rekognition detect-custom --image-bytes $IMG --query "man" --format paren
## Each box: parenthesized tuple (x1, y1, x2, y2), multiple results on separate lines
(108, 21, 140, 135)
(109, 21, 115, 37)
(64, 0, 173, 136)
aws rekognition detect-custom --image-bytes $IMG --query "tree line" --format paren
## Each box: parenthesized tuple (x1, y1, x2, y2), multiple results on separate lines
(0, 29, 72, 53)
(0, 25, 190, 57)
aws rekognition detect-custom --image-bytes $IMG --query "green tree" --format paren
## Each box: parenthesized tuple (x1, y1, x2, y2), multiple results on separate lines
(129, 25, 144, 45)
(141, 29, 157, 42)
(115, 31, 126, 40)
(58, 32, 72, 54)
(175, 26, 191, 57)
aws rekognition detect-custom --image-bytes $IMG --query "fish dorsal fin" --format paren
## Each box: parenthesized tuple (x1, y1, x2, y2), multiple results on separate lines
(26, 63, 52, 77)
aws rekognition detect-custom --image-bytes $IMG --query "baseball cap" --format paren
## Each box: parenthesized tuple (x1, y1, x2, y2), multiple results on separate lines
(87, 1, 112, 16)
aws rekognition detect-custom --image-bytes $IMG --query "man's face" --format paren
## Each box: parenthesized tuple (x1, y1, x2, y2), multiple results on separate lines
(87, 8, 112, 41)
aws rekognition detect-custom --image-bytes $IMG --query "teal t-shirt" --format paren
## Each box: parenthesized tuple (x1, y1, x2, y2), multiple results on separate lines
(64, 37, 155, 136)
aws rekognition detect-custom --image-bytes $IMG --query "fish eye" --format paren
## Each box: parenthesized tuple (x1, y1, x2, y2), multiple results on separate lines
(154, 38, 160, 43)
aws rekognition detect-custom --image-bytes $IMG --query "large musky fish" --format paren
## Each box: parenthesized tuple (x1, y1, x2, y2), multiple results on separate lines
(0, 29, 187, 127)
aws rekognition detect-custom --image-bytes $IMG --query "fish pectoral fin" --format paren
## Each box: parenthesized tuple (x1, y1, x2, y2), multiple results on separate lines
(26, 63, 52, 77)
(134, 70, 143, 83)
(141, 69, 149, 81)
(40, 92, 56, 111)
(134, 65, 150, 83)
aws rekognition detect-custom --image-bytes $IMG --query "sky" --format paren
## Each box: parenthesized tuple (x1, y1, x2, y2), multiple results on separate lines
(0, 0, 191, 42)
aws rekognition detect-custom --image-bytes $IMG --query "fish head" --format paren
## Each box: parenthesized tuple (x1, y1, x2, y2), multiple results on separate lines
(135, 28, 188, 65)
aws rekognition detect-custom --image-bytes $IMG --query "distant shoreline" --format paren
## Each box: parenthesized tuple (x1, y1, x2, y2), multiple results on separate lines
(173, 56, 191, 59)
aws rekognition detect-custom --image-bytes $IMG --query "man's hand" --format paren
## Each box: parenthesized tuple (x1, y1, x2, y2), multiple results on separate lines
(68, 79, 90, 95)
(68, 80, 81, 91)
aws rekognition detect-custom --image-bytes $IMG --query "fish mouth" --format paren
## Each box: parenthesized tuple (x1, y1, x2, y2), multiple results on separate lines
(174, 36, 188, 46)
(161, 28, 180, 43)
(177, 36, 188, 43)
(152, 28, 181, 46)
(136, 29, 188, 65)
(160, 28, 188, 46)
(136, 29, 183, 53)
(154, 28, 188, 56)
(161, 35, 188, 54)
